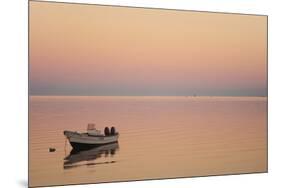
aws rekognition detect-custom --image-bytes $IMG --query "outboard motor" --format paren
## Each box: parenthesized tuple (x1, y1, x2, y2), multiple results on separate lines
(104, 127, 110, 136)
(110, 126, 116, 135)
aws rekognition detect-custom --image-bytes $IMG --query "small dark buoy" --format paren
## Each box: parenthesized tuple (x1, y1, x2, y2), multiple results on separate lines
(49, 148, 56, 152)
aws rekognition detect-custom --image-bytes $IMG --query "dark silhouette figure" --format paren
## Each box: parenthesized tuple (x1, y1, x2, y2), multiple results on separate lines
(110, 126, 116, 135)
(104, 127, 110, 136)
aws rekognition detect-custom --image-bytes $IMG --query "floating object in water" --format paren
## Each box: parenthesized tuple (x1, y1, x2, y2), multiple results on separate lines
(49, 148, 56, 152)
(64, 123, 119, 150)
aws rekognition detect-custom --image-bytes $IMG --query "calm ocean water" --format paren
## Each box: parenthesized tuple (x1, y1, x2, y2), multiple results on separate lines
(29, 96, 267, 187)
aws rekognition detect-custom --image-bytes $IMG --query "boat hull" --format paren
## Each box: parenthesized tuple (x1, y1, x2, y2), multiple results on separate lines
(69, 141, 118, 150)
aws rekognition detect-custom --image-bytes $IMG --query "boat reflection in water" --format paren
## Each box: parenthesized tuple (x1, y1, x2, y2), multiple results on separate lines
(64, 142, 119, 170)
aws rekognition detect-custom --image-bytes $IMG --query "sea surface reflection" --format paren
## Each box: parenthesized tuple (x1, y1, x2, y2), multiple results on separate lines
(29, 96, 267, 187)
(64, 142, 119, 169)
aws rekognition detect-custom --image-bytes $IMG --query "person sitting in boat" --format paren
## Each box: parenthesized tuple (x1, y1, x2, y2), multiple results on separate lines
(104, 126, 117, 136)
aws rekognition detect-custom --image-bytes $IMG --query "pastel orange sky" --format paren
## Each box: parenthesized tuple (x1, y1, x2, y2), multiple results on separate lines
(29, 1, 267, 96)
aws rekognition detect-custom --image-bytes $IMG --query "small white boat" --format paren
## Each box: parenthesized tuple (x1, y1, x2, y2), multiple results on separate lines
(64, 123, 119, 150)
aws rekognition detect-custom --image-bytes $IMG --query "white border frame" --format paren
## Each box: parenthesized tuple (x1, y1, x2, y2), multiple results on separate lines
(1, 0, 280, 188)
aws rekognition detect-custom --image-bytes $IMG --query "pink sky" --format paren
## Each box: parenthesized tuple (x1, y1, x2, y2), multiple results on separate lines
(29, 1, 267, 96)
